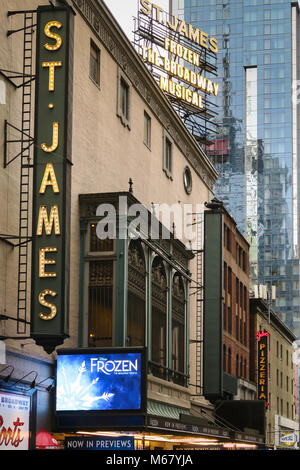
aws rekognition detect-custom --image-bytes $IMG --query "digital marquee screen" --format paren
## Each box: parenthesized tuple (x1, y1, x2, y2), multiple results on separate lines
(56, 348, 145, 412)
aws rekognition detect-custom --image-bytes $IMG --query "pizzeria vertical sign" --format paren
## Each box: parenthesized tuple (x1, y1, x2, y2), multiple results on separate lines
(31, 5, 74, 353)
(257, 330, 269, 408)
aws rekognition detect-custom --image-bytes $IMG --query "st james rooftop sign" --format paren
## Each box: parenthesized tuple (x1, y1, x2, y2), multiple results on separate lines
(140, 0, 218, 53)
(135, 0, 218, 142)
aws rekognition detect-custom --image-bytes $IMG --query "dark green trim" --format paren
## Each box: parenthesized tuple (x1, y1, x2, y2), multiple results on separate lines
(203, 210, 224, 399)
(31, 6, 75, 353)
(147, 250, 152, 361)
(167, 267, 173, 371)
(78, 218, 88, 347)
(223, 372, 238, 396)
(115, 218, 128, 346)
(147, 399, 190, 420)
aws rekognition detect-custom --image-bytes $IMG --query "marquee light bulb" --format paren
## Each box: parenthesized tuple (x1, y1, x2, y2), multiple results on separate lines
(41, 122, 59, 153)
(39, 289, 57, 320)
(39, 163, 60, 193)
(42, 61, 62, 91)
(36, 205, 60, 236)
(39, 247, 57, 278)
(44, 21, 62, 51)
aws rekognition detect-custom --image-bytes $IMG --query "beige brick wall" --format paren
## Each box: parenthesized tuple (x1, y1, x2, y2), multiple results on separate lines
(0, 0, 45, 349)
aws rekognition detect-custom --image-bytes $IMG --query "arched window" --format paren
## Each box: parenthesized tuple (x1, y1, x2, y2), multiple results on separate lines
(223, 344, 227, 373)
(228, 348, 232, 374)
(172, 273, 185, 386)
(228, 306, 232, 333)
(151, 257, 167, 380)
(127, 239, 146, 346)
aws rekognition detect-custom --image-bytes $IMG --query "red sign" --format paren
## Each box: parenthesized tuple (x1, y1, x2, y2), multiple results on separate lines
(0, 415, 25, 448)
(0, 391, 30, 450)
(256, 330, 269, 342)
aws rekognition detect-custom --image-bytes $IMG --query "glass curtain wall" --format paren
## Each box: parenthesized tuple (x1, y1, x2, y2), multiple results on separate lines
(177, 0, 300, 338)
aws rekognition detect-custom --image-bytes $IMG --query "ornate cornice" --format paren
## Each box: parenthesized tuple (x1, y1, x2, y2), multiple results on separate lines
(70, 0, 218, 191)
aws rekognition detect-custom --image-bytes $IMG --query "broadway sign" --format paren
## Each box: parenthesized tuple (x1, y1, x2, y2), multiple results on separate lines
(31, 5, 74, 353)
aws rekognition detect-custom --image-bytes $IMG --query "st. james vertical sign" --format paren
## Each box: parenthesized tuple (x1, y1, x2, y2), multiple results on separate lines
(31, 5, 74, 353)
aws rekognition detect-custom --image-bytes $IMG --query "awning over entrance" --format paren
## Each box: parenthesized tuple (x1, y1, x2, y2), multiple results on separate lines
(146, 400, 265, 448)
(147, 399, 231, 441)
(147, 400, 190, 421)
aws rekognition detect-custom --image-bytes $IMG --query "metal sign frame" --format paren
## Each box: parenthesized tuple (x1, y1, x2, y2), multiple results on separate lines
(133, 1, 218, 145)
(31, 5, 74, 354)
(257, 330, 269, 407)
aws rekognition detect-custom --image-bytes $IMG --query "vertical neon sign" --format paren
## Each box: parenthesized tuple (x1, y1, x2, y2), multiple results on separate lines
(257, 330, 269, 408)
(31, 5, 74, 353)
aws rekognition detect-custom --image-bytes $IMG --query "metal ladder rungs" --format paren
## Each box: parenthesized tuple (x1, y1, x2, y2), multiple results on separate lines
(17, 11, 35, 335)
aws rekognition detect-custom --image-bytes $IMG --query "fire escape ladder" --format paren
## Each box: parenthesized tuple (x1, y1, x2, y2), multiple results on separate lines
(195, 212, 204, 395)
(17, 12, 35, 334)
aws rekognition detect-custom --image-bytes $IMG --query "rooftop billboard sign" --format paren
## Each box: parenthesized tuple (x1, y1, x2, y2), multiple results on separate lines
(134, 0, 218, 143)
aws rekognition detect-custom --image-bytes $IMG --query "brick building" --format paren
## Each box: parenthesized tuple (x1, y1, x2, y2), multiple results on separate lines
(223, 207, 255, 400)
(203, 200, 256, 402)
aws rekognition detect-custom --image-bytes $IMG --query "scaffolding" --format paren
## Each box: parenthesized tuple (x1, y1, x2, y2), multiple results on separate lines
(133, 7, 218, 146)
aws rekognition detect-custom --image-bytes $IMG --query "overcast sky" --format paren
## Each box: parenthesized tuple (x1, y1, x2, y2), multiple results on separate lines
(103, 0, 170, 41)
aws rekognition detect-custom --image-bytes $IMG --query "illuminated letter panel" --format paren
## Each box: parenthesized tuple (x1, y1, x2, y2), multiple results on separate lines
(31, 5, 74, 353)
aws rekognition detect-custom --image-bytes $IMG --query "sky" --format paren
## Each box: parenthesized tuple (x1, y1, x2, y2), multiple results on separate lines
(103, 0, 170, 42)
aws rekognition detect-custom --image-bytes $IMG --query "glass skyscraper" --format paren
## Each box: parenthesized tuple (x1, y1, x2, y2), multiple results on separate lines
(173, 0, 300, 338)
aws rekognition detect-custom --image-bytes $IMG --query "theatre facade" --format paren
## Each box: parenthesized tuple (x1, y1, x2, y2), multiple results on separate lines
(0, 0, 265, 450)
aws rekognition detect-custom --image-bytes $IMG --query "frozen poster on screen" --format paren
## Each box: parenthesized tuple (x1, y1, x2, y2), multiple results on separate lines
(56, 352, 142, 411)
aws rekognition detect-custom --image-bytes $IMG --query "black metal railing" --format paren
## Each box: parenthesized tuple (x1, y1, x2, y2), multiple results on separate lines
(148, 361, 188, 388)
